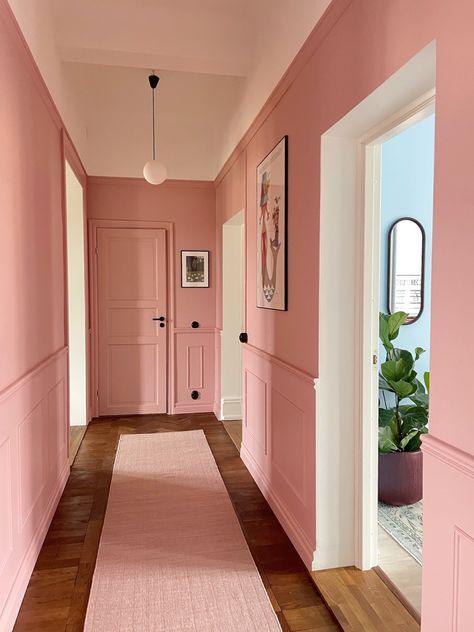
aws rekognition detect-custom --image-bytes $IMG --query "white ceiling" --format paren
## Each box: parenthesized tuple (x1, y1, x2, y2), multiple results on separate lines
(51, 0, 258, 77)
(9, 0, 331, 179)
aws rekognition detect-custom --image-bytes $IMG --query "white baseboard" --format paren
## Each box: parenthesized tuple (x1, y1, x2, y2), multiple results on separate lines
(312, 544, 356, 571)
(219, 397, 242, 421)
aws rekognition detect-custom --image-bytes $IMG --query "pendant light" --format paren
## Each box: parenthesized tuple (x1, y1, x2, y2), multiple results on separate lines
(143, 73, 167, 185)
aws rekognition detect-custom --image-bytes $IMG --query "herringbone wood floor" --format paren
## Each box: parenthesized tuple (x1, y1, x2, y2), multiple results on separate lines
(13, 414, 340, 632)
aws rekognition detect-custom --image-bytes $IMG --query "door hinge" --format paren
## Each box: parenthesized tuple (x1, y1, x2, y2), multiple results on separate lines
(95, 246, 99, 256)
(372, 354, 378, 365)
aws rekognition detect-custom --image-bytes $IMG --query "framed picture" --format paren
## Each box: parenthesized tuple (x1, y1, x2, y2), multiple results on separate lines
(181, 250, 209, 288)
(256, 135, 287, 310)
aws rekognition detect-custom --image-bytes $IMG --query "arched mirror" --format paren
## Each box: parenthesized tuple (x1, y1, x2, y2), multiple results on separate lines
(388, 217, 425, 324)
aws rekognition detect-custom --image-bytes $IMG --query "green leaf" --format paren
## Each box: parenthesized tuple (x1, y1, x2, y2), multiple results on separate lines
(424, 371, 430, 393)
(378, 425, 398, 453)
(381, 354, 413, 382)
(399, 405, 429, 430)
(379, 313, 393, 353)
(410, 392, 429, 408)
(403, 433, 422, 452)
(379, 375, 392, 392)
(415, 347, 425, 360)
(387, 379, 417, 399)
(387, 312, 408, 340)
(400, 429, 419, 450)
(379, 407, 395, 427)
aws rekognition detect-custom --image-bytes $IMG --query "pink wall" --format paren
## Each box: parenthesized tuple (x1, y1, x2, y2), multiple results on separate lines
(216, 0, 474, 625)
(87, 177, 217, 414)
(0, 1, 77, 628)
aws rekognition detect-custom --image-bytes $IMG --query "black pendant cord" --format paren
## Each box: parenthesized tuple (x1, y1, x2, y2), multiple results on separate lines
(152, 87, 156, 161)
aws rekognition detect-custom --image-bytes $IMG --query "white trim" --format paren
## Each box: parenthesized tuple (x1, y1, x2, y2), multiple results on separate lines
(315, 41, 436, 572)
(220, 397, 242, 420)
(357, 94, 435, 569)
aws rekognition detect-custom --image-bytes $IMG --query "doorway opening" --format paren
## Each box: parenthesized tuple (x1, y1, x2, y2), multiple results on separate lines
(315, 41, 436, 584)
(65, 161, 88, 463)
(220, 210, 245, 451)
(369, 107, 435, 618)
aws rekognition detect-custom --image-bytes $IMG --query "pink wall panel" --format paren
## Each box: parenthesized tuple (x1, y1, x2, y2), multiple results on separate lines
(0, 439, 13, 577)
(174, 331, 216, 413)
(244, 369, 267, 459)
(0, 351, 69, 631)
(241, 346, 315, 567)
(422, 436, 474, 631)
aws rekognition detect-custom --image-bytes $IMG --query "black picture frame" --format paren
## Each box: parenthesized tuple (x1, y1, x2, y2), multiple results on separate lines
(181, 250, 210, 288)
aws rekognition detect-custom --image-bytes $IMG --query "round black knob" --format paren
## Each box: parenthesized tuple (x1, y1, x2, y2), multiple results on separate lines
(191, 390, 199, 400)
(191, 321, 199, 329)
(160, 323, 165, 328)
(239, 332, 248, 343)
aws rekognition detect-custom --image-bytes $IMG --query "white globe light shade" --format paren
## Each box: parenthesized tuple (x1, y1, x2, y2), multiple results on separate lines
(143, 160, 167, 185)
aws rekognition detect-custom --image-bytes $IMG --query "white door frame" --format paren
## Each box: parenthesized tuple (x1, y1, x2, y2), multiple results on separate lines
(314, 41, 436, 572)
(358, 94, 435, 569)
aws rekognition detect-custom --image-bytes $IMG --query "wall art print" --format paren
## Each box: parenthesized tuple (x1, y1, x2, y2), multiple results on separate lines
(181, 250, 209, 287)
(256, 136, 287, 310)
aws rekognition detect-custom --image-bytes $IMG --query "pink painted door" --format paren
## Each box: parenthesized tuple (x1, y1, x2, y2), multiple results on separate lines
(97, 228, 167, 415)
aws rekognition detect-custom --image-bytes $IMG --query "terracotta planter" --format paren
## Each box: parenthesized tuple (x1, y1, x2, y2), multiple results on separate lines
(378, 450, 423, 506)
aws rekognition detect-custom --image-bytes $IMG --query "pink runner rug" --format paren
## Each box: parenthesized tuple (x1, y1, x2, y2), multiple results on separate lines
(84, 430, 281, 631)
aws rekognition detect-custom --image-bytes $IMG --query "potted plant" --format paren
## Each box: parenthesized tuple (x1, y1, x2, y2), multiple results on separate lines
(378, 311, 429, 506)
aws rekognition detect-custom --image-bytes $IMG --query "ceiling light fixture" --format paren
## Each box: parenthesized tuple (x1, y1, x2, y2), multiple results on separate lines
(143, 72, 167, 185)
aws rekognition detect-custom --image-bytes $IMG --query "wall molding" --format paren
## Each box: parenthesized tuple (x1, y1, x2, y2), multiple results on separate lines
(87, 176, 214, 189)
(173, 403, 215, 414)
(0, 348, 68, 404)
(241, 444, 314, 568)
(173, 327, 218, 335)
(245, 343, 315, 385)
(0, 350, 69, 630)
(422, 434, 474, 479)
(0, 462, 69, 632)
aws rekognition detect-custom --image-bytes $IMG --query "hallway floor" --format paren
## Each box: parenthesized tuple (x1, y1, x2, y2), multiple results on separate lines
(14, 414, 339, 632)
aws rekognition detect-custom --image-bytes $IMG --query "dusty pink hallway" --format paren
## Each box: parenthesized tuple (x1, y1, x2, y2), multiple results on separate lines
(1, 0, 474, 630)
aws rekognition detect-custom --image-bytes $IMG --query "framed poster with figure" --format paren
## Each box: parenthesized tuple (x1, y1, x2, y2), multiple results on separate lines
(256, 136, 287, 310)
(181, 250, 209, 287)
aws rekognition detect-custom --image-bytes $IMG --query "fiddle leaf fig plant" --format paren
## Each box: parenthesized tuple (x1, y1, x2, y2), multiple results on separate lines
(378, 312, 429, 454)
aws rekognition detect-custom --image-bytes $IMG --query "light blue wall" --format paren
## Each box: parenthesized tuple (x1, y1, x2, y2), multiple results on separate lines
(379, 113, 435, 382)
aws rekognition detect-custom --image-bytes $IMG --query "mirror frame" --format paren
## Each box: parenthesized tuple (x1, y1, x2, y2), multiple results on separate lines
(387, 216, 426, 325)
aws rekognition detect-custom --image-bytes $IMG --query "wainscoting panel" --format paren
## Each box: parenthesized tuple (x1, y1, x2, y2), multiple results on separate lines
(422, 435, 474, 631)
(241, 345, 316, 568)
(174, 330, 216, 413)
(0, 349, 70, 632)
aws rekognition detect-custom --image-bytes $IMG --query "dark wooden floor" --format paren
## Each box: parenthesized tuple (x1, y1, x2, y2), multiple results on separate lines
(14, 414, 340, 632)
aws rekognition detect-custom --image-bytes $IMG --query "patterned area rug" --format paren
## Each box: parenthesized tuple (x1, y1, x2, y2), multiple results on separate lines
(378, 501, 423, 564)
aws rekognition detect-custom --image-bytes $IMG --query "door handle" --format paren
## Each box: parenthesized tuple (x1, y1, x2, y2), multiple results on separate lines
(152, 316, 165, 321)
